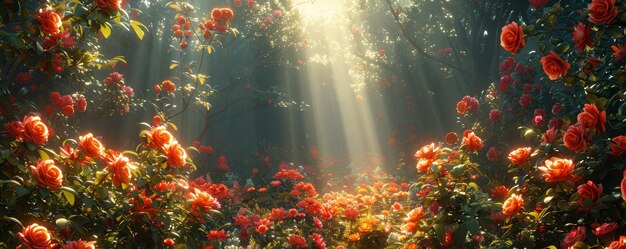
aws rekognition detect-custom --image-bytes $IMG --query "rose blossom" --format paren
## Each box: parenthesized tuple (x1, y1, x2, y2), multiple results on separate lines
(500, 22, 525, 54)
(540, 51, 570, 80)
(538, 157, 575, 182)
(588, 0, 618, 24)
(561, 226, 586, 248)
(18, 223, 57, 249)
(35, 7, 62, 35)
(79, 133, 105, 158)
(563, 124, 586, 152)
(573, 22, 593, 50)
(502, 194, 524, 217)
(23, 115, 49, 145)
(30, 159, 63, 190)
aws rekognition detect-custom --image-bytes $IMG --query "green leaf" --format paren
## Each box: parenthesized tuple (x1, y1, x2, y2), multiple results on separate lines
(129, 20, 146, 40)
(38, 149, 49, 160)
(62, 189, 75, 206)
(207, 45, 213, 55)
(100, 23, 112, 39)
(170, 63, 179, 70)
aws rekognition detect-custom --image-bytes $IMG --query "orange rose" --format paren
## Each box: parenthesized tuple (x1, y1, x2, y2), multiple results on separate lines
(79, 133, 105, 158)
(588, 0, 618, 24)
(23, 115, 49, 145)
(402, 206, 425, 233)
(463, 131, 484, 151)
(65, 240, 96, 249)
(95, 0, 121, 12)
(188, 188, 221, 215)
(507, 147, 532, 165)
(161, 80, 176, 93)
(540, 51, 570, 80)
(30, 159, 63, 190)
(35, 7, 62, 35)
(500, 22, 525, 54)
(563, 124, 587, 152)
(502, 194, 524, 217)
(415, 143, 441, 172)
(106, 152, 133, 186)
(607, 236, 626, 249)
(146, 126, 174, 149)
(221, 8, 234, 22)
(18, 223, 56, 249)
(456, 100, 468, 115)
(163, 141, 187, 167)
(538, 157, 575, 182)
(211, 8, 224, 22)
(577, 104, 606, 135)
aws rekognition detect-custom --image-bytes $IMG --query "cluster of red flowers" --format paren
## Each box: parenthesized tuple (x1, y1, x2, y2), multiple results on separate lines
(290, 182, 317, 197)
(562, 104, 606, 153)
(186, 187, 221, 217)
(192, 140, 214, 154)
(46, 92, 87, 117)
(297, 197, 324, 217)
(102, 72, 134, 114)
(155, 80, 176, 94)
(273, 169, 304, 181)
(455, 96, 479, 115)
(172, 15, 193, 49)
(288, 234, 308, 248)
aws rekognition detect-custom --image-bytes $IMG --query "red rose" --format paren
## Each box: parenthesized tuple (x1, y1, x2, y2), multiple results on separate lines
(577, 181, 602, 210)
(563, 124, 586, 152)
(611, 135, 626, 157)
(62, 105, 75, 117)
(491, 185, 509, 198)
(4, 120, 25, 140)
(519, 94, 532, 107)
(489, 109, 502, 123)
(529, 0, 549, 9)
(211, 8, 224, 21)
(456, 100, 469, 115)
(577, 104, 606, 135)
(561, 226, 586, 248)
(76, 97, 87, 112)
(540, 51, 570, 80)
(65, 240, 96, 249)
(18, 223, 57, 249)
(592, 222, 619, 237)
(588, 0, 618, 24)
(486, 147, 500, 161)
(500, 22, 525, 54)
(23, 115, 49, 145)
(573, 22, 593, 50)
(463, 131, 484, 151)
(445, 132, 458, 145)
(161, 80, 176, 93)
(95, 0, 121, 12)
(35, 7, 62, 35)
